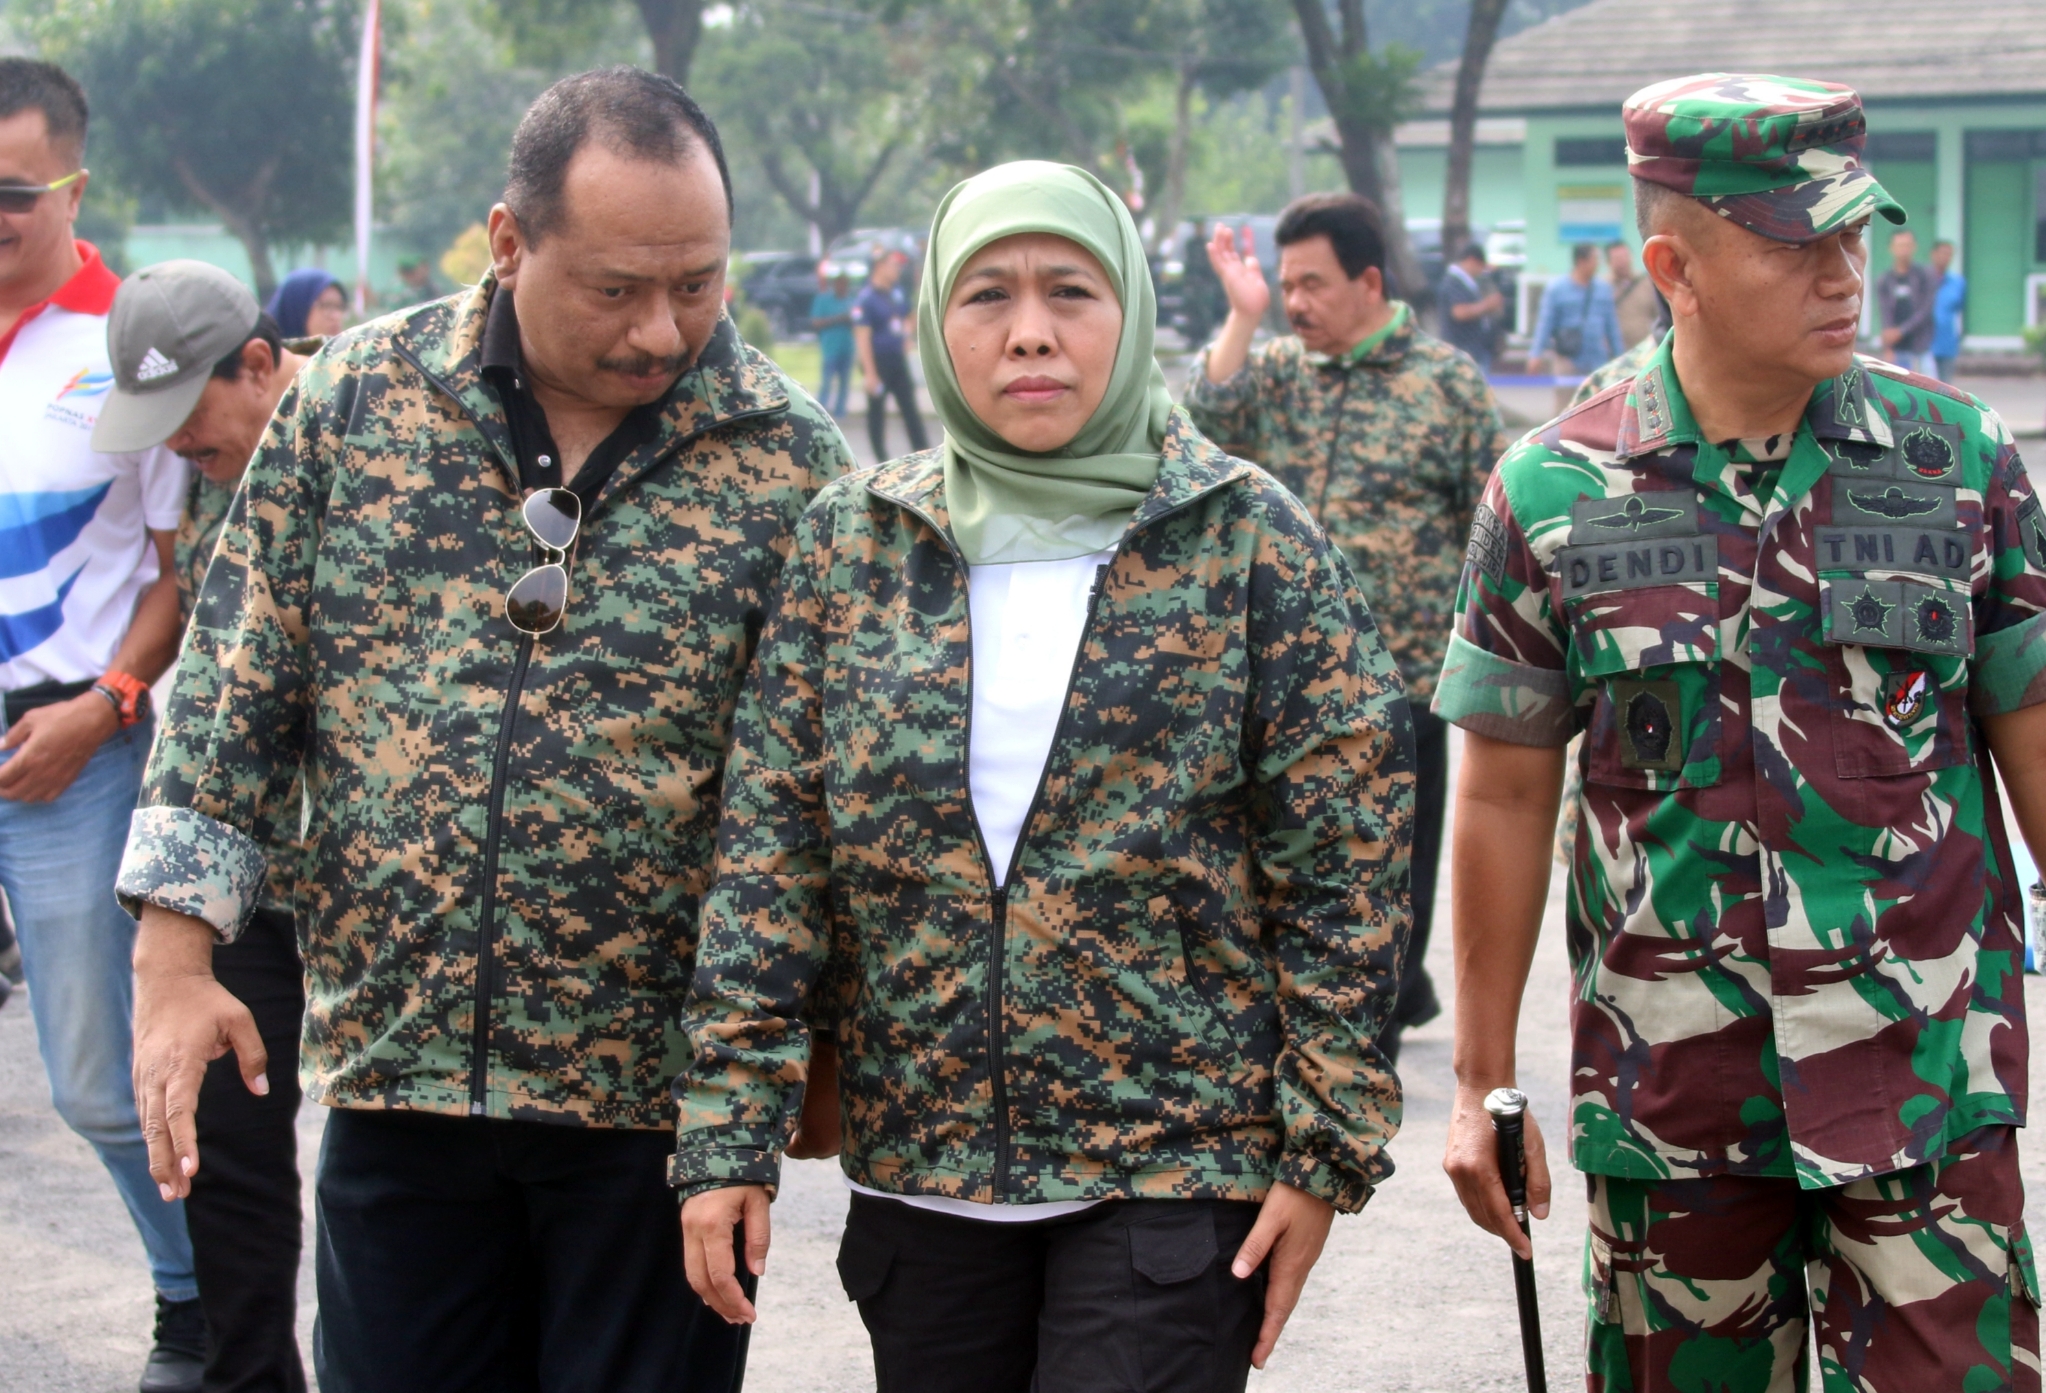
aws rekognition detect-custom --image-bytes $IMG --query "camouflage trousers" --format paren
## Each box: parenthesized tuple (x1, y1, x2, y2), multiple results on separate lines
(1585, 1127, 2039, 1392)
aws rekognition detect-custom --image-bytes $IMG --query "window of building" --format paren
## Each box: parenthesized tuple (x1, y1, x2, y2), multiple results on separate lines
(1554, 137, 1628, 167)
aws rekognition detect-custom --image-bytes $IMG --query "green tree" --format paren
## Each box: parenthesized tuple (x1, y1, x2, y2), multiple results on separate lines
(35, 0, 357, 296)
(1439, 0, 1507, 258)
(487, 0, 706, 83)
(1143, 0, 1294, 249)
(695, 2, 930, 249)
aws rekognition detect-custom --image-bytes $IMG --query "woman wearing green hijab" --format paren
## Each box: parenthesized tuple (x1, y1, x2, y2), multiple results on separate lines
(675, 162, 1414, 1390)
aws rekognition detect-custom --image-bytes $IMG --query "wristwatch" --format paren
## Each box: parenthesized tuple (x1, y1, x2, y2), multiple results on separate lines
(92, 670, 151, 728)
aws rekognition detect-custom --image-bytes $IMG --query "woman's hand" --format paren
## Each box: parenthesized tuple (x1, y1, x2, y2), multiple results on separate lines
(680, 1185, 772, 1324)
(785, 1034, 842, 1159)
(1231, 1181, 1335, 1368)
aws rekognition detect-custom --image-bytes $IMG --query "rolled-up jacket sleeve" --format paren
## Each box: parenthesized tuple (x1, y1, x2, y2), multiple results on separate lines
(115, 368, 333, 940)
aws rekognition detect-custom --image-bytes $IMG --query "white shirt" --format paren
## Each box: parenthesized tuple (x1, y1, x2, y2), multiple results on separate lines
(0, 245, 186, 691)
(846, 547, 1114, 1223)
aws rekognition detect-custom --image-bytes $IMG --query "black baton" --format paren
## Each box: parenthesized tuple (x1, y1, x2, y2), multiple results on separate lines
(1485, 1086, 1547, 1393)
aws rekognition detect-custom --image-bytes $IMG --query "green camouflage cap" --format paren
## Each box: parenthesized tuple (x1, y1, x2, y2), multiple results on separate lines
(1623, 73, 1905, 244)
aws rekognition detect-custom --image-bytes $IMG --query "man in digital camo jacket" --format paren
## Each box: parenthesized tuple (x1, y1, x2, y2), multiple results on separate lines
(113, 70, 851, 1391)
(1439, 74, 2046, 1390)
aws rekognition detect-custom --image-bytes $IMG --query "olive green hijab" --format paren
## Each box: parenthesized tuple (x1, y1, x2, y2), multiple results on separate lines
(918, 161, 1174, 564)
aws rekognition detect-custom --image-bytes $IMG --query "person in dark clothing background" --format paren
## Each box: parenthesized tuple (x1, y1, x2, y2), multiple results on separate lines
(1436, 243, 1504, 372)
(852, 250, 928, 461)
(1877, 227, 1937, 375)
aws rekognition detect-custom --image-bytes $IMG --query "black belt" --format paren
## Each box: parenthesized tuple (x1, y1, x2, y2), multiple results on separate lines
(3, 678, 97, 725)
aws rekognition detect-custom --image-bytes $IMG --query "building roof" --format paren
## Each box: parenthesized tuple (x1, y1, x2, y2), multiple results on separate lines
(1417, 0, 2046, 114)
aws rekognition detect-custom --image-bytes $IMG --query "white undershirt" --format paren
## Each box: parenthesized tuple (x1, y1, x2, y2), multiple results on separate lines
(844, 548, 1114, 1222)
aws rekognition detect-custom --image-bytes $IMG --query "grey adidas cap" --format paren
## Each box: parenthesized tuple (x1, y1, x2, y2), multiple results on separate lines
(92, 260, 260, 454)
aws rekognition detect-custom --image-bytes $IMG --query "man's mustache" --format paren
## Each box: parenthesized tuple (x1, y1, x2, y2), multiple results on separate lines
(597, 351, 692, 376)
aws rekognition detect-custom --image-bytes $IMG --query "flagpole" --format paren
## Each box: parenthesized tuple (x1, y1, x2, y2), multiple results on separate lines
(352, 0, 381, 319)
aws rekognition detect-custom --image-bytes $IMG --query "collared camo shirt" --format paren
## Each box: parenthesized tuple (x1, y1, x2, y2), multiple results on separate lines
(671, 412, 1413, 1214)
(1185, 308, 1506, 701)
(1436, 339, 2046, 1189)
(119, 284, 851, 1129)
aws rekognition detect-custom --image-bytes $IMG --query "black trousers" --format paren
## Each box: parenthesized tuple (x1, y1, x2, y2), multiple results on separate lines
(866, 347, 929, 460)
(1380, 704, 1447, 1064)
(313, 1108, 748, 1393)
(190, 907, 307, 1393)
(838, 1194, 1265, 1393)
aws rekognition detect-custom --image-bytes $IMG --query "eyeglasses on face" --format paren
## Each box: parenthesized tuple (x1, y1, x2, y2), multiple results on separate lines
(504, 488, 581, 635)
(0, 170, 86, 215)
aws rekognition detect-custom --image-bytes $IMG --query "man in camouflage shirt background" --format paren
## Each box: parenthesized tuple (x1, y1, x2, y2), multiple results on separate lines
(113, 69, 851, 1392)
(1187, 191, 1506, 1063)
(1438, 73, 2046, 1390)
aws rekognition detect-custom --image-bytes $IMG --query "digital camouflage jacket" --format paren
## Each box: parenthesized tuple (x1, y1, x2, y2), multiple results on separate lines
(1436, 340, 2046, 1188)
(671, 412, 1413, 1213)
(1184, 309, 1507, 701)
(119, 286, 851, 1129)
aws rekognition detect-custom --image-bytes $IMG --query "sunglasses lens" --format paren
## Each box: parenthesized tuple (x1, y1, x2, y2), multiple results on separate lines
(523, 488, 580, 551)
(505, 564, 569, 634)
(0, 190, 39, 214)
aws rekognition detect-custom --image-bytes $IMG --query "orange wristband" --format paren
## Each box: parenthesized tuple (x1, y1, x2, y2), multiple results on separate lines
(93, 670, 149, 728)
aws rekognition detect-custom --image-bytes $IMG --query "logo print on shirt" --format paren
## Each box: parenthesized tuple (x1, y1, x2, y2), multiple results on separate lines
(1846, 487, 1942, 520)
(1914, 593, 1957, 644)
(55, 368, 114, 401)
(1901, 427, 1957, 480)
(1884, 669, 1930, 728)
(1849, 586, 1896, 633)
(1583, 495, 1686, 533)
(0, 485, 110, 662)
(134, 347, 179, 381)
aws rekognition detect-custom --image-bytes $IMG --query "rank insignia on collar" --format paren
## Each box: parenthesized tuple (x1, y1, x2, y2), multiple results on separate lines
(1612, 678, 1684, 772)
(1884, 669, 1931, 728)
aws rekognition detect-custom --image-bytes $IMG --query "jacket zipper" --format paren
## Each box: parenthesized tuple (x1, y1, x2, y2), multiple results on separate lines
(393, 341, 782, 1117)
(470, 637, 532, 1113)
(874, 484, 1228, 1200)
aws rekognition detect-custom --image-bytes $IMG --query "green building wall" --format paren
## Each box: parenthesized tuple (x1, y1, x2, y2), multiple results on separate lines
(1415, 99, 2046, 346)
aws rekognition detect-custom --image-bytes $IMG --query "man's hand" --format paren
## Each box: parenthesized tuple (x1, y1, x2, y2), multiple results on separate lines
(1206, 224, 1270, 324)
(132, 905, 266, 1200)
(681, 1185, 771, 1324)
(1443, 1084, 1551, 1261)
(0, 694, 120, 803)
(1231, 1181, 1334, 1368)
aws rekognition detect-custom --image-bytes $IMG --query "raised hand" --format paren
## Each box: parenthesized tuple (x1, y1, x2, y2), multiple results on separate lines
(1206, 223, 1270, 323)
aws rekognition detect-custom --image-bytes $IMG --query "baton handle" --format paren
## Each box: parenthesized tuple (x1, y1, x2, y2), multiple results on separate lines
(1485, 1087, 1548, 1393)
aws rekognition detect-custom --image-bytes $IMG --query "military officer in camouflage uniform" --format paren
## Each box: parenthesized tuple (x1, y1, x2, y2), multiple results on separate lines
(1438, 73, 2046, 1390)
(115, 69, 851, 1391)
(1187, 191, 1506, 1061)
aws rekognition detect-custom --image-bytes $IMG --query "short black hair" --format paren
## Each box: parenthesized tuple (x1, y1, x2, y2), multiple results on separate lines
(1456, 242, 1487, 264)
(504, 66, 732, 244)
(211, 314, 284, 381)
(1571, 242, 1598, 265)
(1604, 239, 1629, 253)
(1274, 193, 1386, 280)
(0, 58, 88, 163)
(1633, 179, 1682, 239)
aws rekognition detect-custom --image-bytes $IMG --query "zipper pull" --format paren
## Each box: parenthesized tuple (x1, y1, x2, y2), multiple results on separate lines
(991, 884, 1009, 922)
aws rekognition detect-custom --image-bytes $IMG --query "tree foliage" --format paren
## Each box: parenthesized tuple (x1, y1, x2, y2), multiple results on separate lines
(484, 0, 705, 82)
(35, 0, 357, 295)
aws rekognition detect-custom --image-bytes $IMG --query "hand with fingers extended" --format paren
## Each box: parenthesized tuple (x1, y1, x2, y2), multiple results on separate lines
(1204, 223, 1270, 325)
(1443, 1083, 1552, 1261)
(132, 906, 267, 1201)
(681, 1184, 772, 1324)
(1231, 1180, 1335, 1369)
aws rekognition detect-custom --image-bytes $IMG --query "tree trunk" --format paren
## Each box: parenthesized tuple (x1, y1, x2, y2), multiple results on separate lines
(1441, 0, 1508, 260)
(636, 0, 705, 85)
(171, 153, 278, 298)
(1289, 0, 1421, 298)
(1155, 63, 1196, 254)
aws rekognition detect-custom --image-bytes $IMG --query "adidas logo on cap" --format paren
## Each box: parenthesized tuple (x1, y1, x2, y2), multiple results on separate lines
(134, 347, 179, 382)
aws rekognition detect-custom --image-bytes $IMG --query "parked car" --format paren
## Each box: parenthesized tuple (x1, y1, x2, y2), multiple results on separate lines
(736, 251, 821, 338)
(824, 227, 925, 292)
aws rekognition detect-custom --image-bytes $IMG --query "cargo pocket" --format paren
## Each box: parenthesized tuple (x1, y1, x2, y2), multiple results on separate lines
(1129, 1205, 1230, 1376)
(1584, 1229, 1624, 1327)
(1567, 583, 1721, 791)
(2011, 1220, 2040, 1311)
(1817, 574, 1974, 779)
